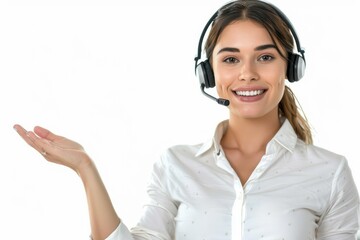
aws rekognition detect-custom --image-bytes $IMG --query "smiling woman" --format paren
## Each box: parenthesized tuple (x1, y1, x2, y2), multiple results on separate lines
(2, 0, 360, 239)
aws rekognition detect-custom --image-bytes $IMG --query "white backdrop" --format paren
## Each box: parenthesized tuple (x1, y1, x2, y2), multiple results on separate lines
(1, 0, 359, 239)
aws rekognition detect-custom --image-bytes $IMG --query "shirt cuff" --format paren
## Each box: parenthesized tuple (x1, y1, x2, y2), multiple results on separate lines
(88, 222, 133, 240)
(105, 222, 134, 240)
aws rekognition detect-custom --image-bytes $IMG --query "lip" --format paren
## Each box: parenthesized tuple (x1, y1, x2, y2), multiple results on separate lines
(233, 86, 268, 91)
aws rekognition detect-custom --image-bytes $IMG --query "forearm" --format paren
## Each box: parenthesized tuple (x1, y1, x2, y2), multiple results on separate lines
(13, 124, 121, 239)
(78, 157, 120, 240)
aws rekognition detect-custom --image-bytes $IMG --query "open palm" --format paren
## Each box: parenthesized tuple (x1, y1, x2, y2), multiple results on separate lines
(14, 124, 90, 173)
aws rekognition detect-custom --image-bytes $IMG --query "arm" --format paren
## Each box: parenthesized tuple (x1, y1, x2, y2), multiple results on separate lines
(108, 152, 178, 240)
(13, 124, 120, 240)
(80, 159, 121, 240)
(317, 158, 359, 239)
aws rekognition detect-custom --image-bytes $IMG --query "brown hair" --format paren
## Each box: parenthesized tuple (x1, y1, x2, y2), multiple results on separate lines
(204, 0, 313, 144)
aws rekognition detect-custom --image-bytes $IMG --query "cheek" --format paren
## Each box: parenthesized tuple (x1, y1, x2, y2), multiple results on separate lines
(215, 71, 238, 99)
(213, 63, 235, 87)
(268, 67, 286, 101)
(276, 79, 286, 102)
(278, 78, 285, 88)
(273, 64, 287, 91)
(212, 63, 231, 93)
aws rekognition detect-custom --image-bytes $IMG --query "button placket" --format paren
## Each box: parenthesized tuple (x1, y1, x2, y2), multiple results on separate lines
(232, 177, 244, 240)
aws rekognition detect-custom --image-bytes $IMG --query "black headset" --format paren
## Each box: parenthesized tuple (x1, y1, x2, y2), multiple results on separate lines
(194, 0, 306, 98)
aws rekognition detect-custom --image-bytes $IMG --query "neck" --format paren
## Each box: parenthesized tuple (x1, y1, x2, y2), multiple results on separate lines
(221, 112, 281, 155)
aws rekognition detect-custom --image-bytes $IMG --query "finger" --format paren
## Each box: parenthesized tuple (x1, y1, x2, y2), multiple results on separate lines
(33, 126, 58, 141)
(14, 124, 51, 157)
(13, 124, 39, 150)
(26, 131, 53, 157)
(13, 124, 27, 134)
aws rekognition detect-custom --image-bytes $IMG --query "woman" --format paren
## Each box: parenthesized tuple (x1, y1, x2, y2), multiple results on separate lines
(14, 0, 359, 239)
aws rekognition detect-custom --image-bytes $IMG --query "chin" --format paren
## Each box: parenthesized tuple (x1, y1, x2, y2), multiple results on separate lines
(234, 109, 275, 121)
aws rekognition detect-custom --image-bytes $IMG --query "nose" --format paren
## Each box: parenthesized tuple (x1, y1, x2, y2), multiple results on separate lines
(238, 60, 259, 82)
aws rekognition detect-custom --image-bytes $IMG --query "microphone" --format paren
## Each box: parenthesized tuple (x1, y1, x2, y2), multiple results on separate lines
(200, 84, 230, 106)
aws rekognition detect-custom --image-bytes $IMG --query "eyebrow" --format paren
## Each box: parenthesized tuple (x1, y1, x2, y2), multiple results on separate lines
(254, 44, 277, 51)
(217, 44, 277, 55)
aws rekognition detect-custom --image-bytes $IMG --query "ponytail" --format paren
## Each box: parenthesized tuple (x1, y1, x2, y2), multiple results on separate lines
(279, 86, 313, 144)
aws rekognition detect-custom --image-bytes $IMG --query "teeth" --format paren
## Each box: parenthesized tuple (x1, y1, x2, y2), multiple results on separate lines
(236, 90, 264, 96)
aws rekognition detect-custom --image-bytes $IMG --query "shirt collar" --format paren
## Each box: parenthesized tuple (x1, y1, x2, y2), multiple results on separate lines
(272, 118, 298, 153)
(195, 118, 298, 157)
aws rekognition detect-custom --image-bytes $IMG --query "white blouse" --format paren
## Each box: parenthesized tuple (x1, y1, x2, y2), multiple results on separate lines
(105, 119, 359, 240)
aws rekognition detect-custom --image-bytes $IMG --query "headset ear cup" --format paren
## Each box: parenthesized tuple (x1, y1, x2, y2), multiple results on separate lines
(287, 53, 296, 82)
(203, 59, 215, 88)
(196, 59, 215, 88)
(287, 53, 306, 82)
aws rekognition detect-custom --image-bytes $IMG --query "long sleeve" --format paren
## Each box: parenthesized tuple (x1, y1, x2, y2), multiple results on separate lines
(104, 223, 136, 240)
(316, 158, 360, 239)
(105, 156, 178, 240)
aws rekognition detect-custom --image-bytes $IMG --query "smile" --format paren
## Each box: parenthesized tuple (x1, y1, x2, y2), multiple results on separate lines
(235, 89, 265, 97)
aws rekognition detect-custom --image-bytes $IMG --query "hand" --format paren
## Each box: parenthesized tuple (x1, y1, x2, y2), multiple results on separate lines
(13, 124, 91, 173)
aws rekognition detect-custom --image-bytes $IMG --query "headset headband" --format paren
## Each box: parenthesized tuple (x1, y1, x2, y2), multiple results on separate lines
(194, 0, 306, 74)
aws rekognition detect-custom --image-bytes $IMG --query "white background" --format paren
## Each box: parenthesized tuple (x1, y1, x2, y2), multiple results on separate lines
(1, 0, 359, 239)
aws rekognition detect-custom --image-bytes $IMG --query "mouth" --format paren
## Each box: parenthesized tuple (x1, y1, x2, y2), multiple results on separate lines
(234, 89, 266, 97)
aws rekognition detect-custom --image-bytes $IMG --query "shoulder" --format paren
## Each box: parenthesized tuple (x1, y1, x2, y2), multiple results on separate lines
(159, 143, 205, 166)
(294, 140, 346, 167)
(285, 140, 354, 188)
(151, 142, 218, 178)
(294, 141, 358, 200)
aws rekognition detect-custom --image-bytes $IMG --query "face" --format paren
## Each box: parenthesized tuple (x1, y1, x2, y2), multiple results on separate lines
(211, 20, 287, 120)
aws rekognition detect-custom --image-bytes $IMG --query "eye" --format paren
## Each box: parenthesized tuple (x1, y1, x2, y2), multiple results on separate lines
(223, 57, 239, 64)
(258, 54, 274, 62)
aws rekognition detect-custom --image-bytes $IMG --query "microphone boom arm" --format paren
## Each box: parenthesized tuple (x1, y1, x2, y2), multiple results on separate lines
(200, 84, 230, 106)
